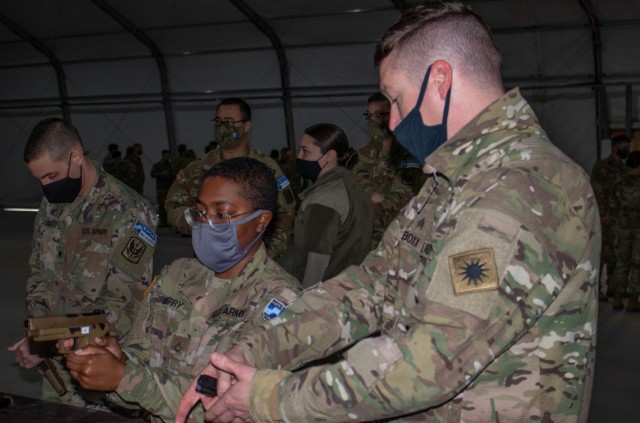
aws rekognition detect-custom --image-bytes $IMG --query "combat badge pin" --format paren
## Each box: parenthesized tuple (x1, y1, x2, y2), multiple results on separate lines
(448, 248, 499, 295)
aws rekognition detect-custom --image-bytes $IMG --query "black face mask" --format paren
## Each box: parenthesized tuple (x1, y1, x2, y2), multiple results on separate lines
(42, 153, 82, 204)
(296, 153, 326, 182)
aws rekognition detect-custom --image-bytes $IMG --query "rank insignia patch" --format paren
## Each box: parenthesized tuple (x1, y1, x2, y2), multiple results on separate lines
(121, 236, 147, 264)
(262, 298, 286, 321)
(448, 248, 499, 295)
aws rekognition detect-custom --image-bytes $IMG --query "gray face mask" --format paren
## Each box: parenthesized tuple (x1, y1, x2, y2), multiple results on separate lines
(191, 209, 265, 273)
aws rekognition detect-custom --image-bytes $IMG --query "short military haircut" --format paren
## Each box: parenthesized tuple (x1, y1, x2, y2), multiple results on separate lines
(374, 0, 503, 89)
(24, 117, 84, 163)
(612, 135, 631, 146)
(108, 143, 119, 152)
(202, 157, 277, 213)
(217, 97, 252, 121)
(368, 92, 389, 105)
(626, 151, 640, 169)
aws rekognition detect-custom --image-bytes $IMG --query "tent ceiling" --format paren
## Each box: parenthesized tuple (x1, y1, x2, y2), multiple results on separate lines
(0, 1, 635, 65)
(0, 1, 639, 207)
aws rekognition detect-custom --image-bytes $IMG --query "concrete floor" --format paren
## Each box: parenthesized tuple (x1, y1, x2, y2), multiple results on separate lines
(0, 209, 638, 422)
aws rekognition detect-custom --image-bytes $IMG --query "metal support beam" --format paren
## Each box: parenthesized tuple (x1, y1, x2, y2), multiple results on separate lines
(0, 12, 70, 121)
(625, 84, 633, 137)
(229, 0, 295, 151)
(390, 0, 409, 12)
(579, 0, 608, 160)
(91, 0, 177, 157)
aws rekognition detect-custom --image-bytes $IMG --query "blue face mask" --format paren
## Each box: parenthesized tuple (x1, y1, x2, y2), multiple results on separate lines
(191, 209, 265, 273)
(392, 65, 451, 162)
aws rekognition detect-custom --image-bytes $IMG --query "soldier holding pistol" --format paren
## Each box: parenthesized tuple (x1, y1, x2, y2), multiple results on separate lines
(177, 2, 599, 422)
(8, 118, 157, 408)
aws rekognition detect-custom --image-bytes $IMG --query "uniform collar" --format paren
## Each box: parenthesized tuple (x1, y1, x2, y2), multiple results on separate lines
(423, 88, 541, 183)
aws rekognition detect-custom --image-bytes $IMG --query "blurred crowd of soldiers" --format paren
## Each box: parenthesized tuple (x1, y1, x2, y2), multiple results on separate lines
(591, 135, 640, 312)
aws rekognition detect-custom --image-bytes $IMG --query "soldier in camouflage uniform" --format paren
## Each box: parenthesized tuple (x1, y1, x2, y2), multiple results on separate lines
(119, 144, 146, 195)
(165, 98, 296, 259)
(176, 3, 599, 422)
(173, 143, 194, 174)
(610, 151, 640, 311)
(151, 149, 176, 227)
(102, 143, 121, 175)
(64, 157, 300, 422)
(590, 135, 631, 300)
(352, 92, 426, 246)
(8, 118, 157, 408)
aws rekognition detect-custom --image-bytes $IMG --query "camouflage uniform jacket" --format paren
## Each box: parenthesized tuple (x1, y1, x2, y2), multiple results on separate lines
(119, 156, 145, 195)
(114, 244, 300, 422)
(293, 166, 374, 288)
(612, 173, 640, 230)
(172, 155, 193, 174)
(165, 144, 296, 258)
(237, 89, 600, 422)
(151, 159, 176, 192)
(27, 163, 158, 339)
(352, 139, 425, 243)
(590, 156, 627, 220)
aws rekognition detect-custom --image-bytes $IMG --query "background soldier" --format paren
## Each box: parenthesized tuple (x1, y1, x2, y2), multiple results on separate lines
(177, 2, 599, 422)
(151, 149, 176, 227)
(165, 97, 295, 259)
(352, 92, 425, 246)
(591, 135, 631, 300)
(610, 150, 640, 311)
(64, 157, 300, 422)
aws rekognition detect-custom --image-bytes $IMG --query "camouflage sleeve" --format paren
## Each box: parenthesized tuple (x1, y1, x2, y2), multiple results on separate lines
(113, 270, 186, 421)
(239, 224, 397, 371)
(376, 168, 427, 229)
(165, 167, 196, 235)
(246, 169, 599, 422)
(264, 166, 296, 259)
(150, 162, 160, 179)
(102, 208, 157, 338)
(26, 209, 50, 317)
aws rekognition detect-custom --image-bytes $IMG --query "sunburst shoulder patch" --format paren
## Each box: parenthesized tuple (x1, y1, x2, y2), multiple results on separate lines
(448, 248, 499, 295)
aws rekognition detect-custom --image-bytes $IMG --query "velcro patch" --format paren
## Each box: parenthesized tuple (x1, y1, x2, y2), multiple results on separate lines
(400, 159, 420, 169)
(121, 237, 147, 264)
(134, 219, 157, 246)
(448, 248, 499, 295)
(277, 175, 290, 191)
(401, 170, 416, 186)
(262, 298, 285, 320)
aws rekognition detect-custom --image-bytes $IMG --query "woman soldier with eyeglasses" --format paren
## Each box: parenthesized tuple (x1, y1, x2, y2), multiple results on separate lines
(64, 157, 300, 422)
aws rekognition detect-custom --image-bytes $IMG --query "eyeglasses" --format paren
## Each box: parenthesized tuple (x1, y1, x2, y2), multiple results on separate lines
(211, 118, 247, 128)
(184, 208, 255, 231)
(363, 112, 390, 121)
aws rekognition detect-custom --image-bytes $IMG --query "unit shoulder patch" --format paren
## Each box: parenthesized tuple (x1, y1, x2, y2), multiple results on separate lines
(448, 248, 499, 295)
(262, 298, 286, 320)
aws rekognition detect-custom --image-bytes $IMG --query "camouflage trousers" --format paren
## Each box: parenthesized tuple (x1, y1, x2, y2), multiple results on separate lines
(599, 223, 618, 290)
(611, 227, 640, 296)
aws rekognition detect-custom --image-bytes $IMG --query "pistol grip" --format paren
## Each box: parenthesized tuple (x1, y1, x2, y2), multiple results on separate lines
(37, 359, 67, 397)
